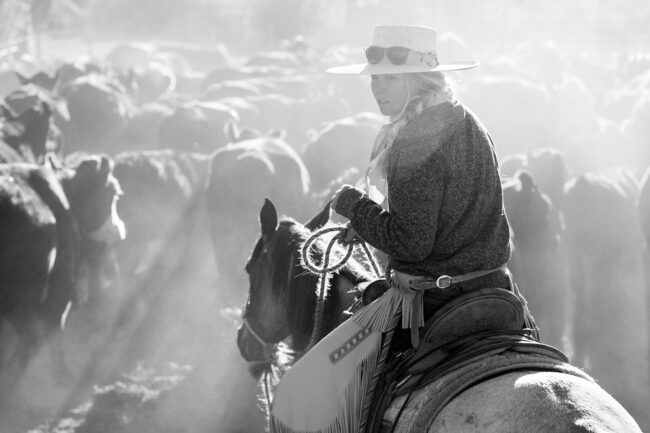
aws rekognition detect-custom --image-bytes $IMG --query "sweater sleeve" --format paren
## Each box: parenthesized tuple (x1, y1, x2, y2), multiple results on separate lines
(348, 151, 445, 262)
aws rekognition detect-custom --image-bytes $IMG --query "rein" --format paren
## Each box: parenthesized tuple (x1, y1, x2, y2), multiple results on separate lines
(300, 225, 383, 351)
(252, 225, 384, 422)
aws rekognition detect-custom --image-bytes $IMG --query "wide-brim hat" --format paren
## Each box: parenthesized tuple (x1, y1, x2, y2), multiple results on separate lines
(327, 25, 479, 75)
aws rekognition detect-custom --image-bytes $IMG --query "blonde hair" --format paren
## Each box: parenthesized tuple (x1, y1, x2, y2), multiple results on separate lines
(380, 71, 454, 156)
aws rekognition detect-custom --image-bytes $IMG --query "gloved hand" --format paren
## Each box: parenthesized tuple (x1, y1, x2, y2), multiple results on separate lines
(331, 184, 354, 212)
(330, 184, 365, 220)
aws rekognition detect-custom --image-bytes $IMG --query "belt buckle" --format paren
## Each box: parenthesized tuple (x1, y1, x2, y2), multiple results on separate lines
(436, 275, 452, 289)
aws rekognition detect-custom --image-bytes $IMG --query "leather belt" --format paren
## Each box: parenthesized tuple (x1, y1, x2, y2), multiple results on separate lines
(391, 265, 508, 291)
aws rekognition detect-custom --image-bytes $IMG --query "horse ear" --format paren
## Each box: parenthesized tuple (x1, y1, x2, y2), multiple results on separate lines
(260, 198, 278, 239)
(305, 201, 330, 231)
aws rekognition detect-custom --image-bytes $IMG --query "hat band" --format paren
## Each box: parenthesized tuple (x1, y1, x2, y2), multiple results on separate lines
(414, 50, 439, 67)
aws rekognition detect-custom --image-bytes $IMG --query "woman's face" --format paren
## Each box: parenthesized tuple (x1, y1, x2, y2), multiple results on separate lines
(370, 74, 409, 119)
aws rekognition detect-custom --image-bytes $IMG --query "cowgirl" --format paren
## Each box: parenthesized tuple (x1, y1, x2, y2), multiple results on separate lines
(329, 25, 520, 347)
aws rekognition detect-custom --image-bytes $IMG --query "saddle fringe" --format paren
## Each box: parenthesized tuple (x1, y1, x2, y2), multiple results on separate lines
(270, 335, 381, 433)
(353, 284, 423, 346)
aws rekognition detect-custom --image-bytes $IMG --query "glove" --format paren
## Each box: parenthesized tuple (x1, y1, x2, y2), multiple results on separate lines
(330, 184, 365, 220)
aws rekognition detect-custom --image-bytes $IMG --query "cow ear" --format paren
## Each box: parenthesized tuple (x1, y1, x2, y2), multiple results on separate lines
(305, 127, 317, 143)
(224, 118, 240, 143)
(44, 152, 62, 171)
(74, 156, 101, 181)
(40, 99, 52, 118)
(305, 201, 330, 231)
(268, 128, 286, 140)
(260, 198, 278, 240)
(517, 170, 535, 192)
(15, 71, 29, 85)
(98, 154, 114, 179)
(76, 154, 112, 183)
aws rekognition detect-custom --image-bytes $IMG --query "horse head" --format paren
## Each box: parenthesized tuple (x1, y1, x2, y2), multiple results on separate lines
(237, 198, 371, 375)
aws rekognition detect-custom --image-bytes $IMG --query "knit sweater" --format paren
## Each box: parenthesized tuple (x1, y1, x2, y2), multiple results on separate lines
(334, 99, 511, 278)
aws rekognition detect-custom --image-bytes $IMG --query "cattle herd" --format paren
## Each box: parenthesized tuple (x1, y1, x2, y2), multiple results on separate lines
(0, 35, 649, 432)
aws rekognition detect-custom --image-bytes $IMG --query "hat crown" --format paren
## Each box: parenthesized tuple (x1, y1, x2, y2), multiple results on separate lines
(372, 25, 438, 54)
(326, 24, 478, 75)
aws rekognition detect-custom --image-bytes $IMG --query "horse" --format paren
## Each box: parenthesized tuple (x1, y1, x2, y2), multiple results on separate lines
(237, 199, 643, 433)
(237, 199, 374, 372)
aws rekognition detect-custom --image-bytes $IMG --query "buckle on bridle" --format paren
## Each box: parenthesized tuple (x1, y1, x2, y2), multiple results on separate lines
(436, 275, 453, 289)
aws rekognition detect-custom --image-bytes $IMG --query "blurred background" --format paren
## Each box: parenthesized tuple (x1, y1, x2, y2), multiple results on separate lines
(0, 1, 649, 432)
(4, 0, 650, 62)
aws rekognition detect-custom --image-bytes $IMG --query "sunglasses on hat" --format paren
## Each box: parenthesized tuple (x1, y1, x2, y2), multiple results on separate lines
(365, 45, 412, 65)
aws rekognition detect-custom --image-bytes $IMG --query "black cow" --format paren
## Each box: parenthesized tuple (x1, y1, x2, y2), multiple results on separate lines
(112, 149, 212, 288)
(301, 112, 383, 197)
(119, 62, 177, 106)
(103, 149, 214, 366)
(460, 74, 556, 158)
(158, 100, 238, 153)
(57, 74, 134, 154)
(563, 168, 649, 420)
(156, 41, 232, 73)
(502, 170, 566, 350)
(205, 136, 312, 302)
(215, 92, 349, 149)
(499, 147, 569, 226)
(1, 84, 58, 162)
(201, 80, 265, 100)
(115, 102, 174, 153)
(201, 65, 277, 89)
(244, 50, 305, 69)
(0, 154, 125, 389)
(54, 60, 104, 90)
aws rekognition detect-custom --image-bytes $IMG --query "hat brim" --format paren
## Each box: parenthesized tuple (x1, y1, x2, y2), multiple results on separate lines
(326, 60, 480, 75)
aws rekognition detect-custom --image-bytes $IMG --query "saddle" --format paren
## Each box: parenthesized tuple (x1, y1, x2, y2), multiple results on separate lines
(404, 287, 529, 374)
(364, 287, 562, 433)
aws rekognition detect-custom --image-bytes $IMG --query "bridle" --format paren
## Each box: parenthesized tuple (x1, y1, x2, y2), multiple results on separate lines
(241, 249, 298, 358)
(242, 226, 382, 356)
(241, 225, 383, 421)
(241, 315, 281, 356)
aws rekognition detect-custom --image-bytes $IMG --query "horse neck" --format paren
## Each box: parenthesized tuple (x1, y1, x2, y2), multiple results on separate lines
(326, 271, 358, 331)
(289, 269, 359, 354)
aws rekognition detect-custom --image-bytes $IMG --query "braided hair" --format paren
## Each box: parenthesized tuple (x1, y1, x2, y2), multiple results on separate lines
(377, 71, 454, 175)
